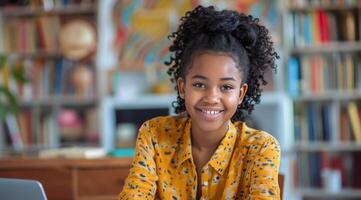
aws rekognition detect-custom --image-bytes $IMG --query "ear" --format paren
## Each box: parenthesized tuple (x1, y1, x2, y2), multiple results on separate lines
(177, 77, 185, 99)
(238, 83, 248, 105)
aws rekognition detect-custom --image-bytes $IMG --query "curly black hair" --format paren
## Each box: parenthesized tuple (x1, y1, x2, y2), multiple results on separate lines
(165, 5, 279, 121)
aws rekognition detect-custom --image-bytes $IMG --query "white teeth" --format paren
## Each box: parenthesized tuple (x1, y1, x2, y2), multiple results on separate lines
(202, 110, 221, 115)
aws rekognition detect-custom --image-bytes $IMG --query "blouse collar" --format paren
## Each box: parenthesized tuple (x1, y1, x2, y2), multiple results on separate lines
(175, 118, 238, 175)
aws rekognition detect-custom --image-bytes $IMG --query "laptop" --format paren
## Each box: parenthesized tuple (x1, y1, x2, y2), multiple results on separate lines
(0, 178, 48, 200)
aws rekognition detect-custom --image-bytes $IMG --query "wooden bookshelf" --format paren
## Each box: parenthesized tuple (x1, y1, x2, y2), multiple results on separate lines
(0, 0, 100, 152)
(285, 0, 361, 199)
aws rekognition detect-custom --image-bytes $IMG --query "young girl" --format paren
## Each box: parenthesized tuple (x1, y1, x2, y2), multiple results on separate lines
(119, 5, 280, 200)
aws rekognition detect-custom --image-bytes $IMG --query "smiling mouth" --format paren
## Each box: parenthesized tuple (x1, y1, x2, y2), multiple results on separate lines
(196, 108, 224, 120)
(201, 109, 223, 115)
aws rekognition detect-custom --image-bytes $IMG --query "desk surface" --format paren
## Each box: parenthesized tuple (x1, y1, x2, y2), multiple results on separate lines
(0, 157, 134, 200)
(0, 157, 133, 168)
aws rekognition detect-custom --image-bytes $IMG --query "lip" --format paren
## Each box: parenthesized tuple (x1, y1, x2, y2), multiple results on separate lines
(195, 107, 224, 121)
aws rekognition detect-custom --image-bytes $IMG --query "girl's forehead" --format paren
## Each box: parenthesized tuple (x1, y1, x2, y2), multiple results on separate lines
(186, 53, 242, 80)
(188, 51, 239, 67)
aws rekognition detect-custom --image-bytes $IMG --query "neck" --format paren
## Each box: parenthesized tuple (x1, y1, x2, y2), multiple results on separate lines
(191, 121, 229, 151)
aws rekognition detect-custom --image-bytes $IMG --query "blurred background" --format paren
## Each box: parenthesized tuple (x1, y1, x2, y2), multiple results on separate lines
(1, 0, 361, 200)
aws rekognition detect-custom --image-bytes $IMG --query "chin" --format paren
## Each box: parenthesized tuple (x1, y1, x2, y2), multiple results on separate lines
(193, 119, 229, 133)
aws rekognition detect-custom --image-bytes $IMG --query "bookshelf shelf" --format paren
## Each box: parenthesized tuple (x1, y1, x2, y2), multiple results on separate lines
(18, 97, 98, 107)
(0, 143, 53, 156)
(293, 142, 361, 152)
(298, 188, 361, 198)
(288, 5, 361, 12)
(0, 4, 96, 17)
(294, 92, 361, 102)
(290, 42, 361, 54)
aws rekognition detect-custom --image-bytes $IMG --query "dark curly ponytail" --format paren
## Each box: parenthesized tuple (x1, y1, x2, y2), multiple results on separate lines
(165, 5, 279, 121)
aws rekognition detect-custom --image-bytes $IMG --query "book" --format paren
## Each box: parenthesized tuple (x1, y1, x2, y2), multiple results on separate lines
(304, 13, 312, 46)
(4, 114, 24, 150)
(307, 103, 317, 141)
(327, 12, 338, 41)
(339, 109, 351, 142)
(321, 104, 331, 141)
(297, 54, 361, 94)
(345, 54, 355, 90)
(342, 11, 356, 41)
(310, 153, 322, 187)
(287, 57, 300, 96)
(347, 102, 361, 143)
(291, 9, 359, 46)
(352, 151, 361, 188)
(38, 147, 107, 159)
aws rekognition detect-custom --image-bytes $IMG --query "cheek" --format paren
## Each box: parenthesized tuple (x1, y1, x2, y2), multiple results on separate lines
(183, 86, 196, 101)
(184, 90, 201, 103)
(225, 92, 242, 105)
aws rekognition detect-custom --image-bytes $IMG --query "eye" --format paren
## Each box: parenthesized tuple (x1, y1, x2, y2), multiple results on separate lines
(221, 84, 234, 91)
(192, 82, 206, 89)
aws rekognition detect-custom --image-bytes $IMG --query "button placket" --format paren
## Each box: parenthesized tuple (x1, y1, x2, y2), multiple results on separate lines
(201, 166, 209, 199)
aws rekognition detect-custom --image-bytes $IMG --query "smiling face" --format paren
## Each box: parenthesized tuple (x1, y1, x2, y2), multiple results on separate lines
(177, 52, 248, 135)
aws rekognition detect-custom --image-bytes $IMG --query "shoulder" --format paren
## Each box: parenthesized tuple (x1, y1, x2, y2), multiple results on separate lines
(141, 115, 188, 131)
(143, 115, 187, 127)
(233, 121, 281, 153)
(140, 115, 188, 140)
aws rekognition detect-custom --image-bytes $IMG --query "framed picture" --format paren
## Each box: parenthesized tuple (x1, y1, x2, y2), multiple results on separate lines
(112, 0, 281, 91)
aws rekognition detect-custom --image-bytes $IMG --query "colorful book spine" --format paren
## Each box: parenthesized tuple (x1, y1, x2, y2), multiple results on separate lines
(289, 53, 361, 96)
(288, 57, 300, 96)
(347, 102, 361, 143)
(289, 9, 359, 46)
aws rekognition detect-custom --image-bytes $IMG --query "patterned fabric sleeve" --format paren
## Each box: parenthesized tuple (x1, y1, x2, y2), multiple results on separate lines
(119, 121, 158, 200)
(248, 135, 281, 200)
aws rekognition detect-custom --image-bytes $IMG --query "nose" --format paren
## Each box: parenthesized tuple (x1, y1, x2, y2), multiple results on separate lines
(202, 87, 220, 104)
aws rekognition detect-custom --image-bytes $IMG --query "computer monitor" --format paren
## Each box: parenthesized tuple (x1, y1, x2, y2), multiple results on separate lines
(0, 178, 48, 200)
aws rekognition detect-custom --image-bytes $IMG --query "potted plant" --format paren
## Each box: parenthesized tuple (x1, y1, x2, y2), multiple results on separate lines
(0, 55, 27, 135)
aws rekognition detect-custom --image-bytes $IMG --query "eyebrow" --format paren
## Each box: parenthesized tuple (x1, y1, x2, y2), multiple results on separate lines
(191, 75, 237, 81)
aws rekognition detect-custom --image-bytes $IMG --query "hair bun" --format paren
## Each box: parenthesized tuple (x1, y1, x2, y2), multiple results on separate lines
(204, 17, 258, 49)
(202, 13, 239, 33)
(234, 23, 257, 49)
(193, 6, 257, 49)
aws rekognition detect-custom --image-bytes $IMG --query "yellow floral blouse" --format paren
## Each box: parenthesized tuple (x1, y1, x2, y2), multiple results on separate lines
(119, 115, 281, 200)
